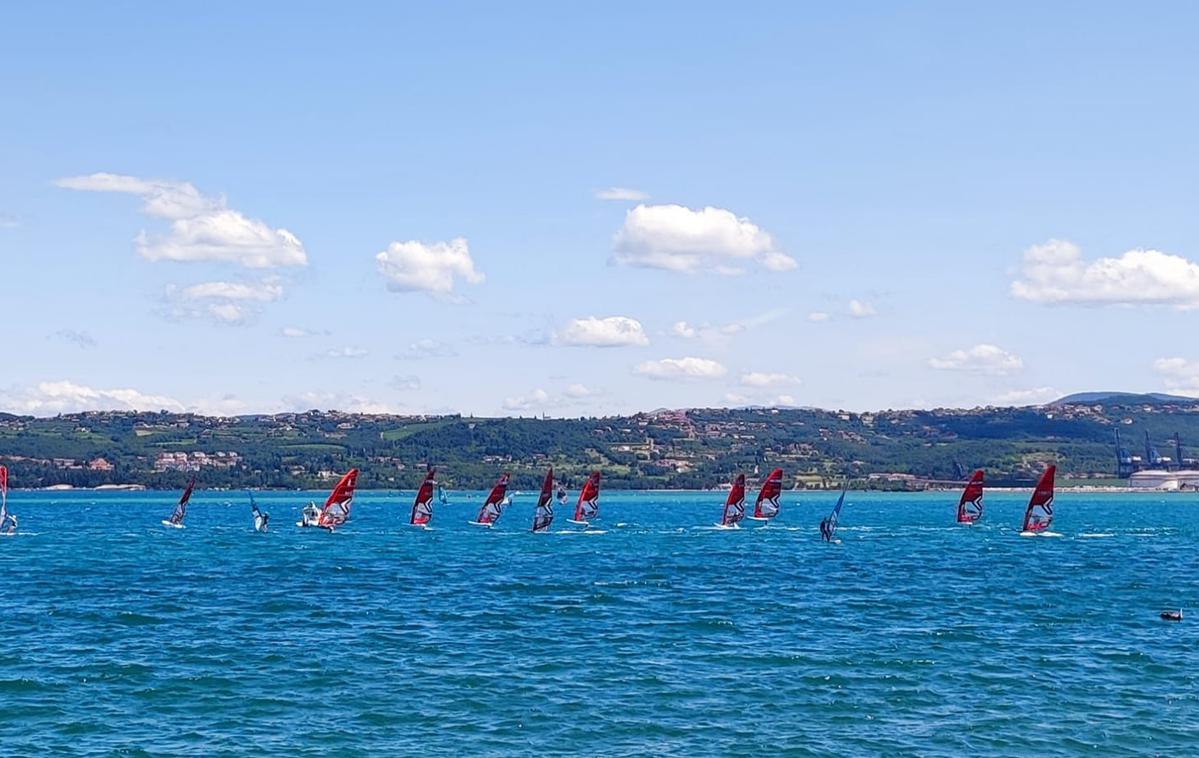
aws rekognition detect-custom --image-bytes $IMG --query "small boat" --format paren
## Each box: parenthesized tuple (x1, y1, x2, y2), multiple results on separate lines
(820, 486, 846, 543)
(714, 473, 746, 529)
(1020, 465, 1057, 537)
(1161, 609, 1183, 622)
(956, 469, 984, 525)
(298, 468, 358, 531)
(162, 475, 196, 529)
(568, 470, 601, 526)
(410, 468, 436, 528)
(532, 466, 555, 533)
(0, 465, 15, 535)
(469, 473, 510, 527)
(747, 467, 783, 523)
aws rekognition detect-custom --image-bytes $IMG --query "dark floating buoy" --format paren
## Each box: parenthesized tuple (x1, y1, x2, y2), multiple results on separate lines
(1161, 609, 1183, 622)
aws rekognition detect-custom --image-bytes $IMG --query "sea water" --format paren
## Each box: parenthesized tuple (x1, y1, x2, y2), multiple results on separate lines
(0, 489, 1196, 755)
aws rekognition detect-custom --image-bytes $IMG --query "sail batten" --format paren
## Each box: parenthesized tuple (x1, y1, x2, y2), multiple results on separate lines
(956, 470, 985, 524)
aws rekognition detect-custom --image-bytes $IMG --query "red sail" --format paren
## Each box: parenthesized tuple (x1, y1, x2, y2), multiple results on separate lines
(1022, 465, 1056, 532)
(168, 475, 196, 525)
(574, 471, 601, 522)
(753, 467, 783, 519)
(0, 464, 8, 519)
(411, 468, 436, 526)
(319, 468, 358, 528)
(956, 469, 984, 524)
(533, 466, 554, 532)
(474, 473, 510, 525)
(721, 474, 747, 526)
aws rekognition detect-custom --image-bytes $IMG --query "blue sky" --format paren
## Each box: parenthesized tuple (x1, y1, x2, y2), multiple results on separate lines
(3, 2, 1199, 416)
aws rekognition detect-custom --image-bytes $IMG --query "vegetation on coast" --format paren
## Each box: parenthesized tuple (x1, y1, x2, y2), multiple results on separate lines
(1, 394, 1196, 490)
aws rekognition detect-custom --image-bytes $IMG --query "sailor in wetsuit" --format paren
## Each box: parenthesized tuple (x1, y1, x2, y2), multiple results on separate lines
(819, 517, 832, 542)
(1, 512, 16, 535)
(251, 503, 270, 532)
(301, 502, 320, 527)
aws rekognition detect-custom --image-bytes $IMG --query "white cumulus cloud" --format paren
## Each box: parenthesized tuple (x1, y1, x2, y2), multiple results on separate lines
(375, 237, 484, 295)
(280, 391, 400, 415)
(634, 356, 727, 381)
(0, 380, 186, 415)
(596, 187, 650, 201)
(56, 172, 307, 269)
(502, 388, 552, 412)
(1153, 357, 1199, 396)
(1011, 239, 1199, 307)
(613, 204, 796, 274)
(321, 346, 369, 360)
(929, 344, 1024, 375)
(556, 316, 649, 347)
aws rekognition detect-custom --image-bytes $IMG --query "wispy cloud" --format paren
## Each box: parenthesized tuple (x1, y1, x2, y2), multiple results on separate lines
(848, 299, 877, 318)
(396, 339, 457, 360)
(595, 187, 649, 201)
(929, 344, 1023, 375)
(634, 356, 727, 381)
(52, 329, 97, 349)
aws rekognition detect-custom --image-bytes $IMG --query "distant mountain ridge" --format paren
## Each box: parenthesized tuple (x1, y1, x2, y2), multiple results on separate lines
(1054, 392, 1199, 406)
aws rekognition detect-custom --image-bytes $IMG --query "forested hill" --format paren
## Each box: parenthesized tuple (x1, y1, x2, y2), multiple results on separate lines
(2, 397, 1198, 490)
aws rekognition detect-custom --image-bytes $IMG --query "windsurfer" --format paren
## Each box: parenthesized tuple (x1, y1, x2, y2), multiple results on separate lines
(819, 517, 832, 542)
(252, 503, 270, 532)
(1, 512, 16, 535)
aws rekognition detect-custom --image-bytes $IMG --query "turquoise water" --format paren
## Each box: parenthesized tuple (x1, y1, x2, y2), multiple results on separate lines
(0, 489, 1196, 755)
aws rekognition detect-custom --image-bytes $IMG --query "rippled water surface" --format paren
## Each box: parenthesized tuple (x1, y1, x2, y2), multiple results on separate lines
(1, 489, 1197, 755)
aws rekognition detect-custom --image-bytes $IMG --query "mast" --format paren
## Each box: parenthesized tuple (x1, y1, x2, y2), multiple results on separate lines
(0, 465, 7, 523)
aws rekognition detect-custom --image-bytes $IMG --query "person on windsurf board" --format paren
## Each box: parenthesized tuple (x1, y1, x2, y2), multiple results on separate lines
(532, 466, 556, 533)
(568, 470, 601, 526)
(250, 492, 270, 532)
(298, 468, 358, 531)
(956, 469, 984, 525)
(470, 473, 511, 527)
(0, 465, 14, 535)
(411, 467, 437, 528)
(821, 486, 847, 543)
(1020, 466, 1056, 536)
(162, 475, 196, 529)
(716, 474, 746, 528)
(749, 467, 783, 523)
